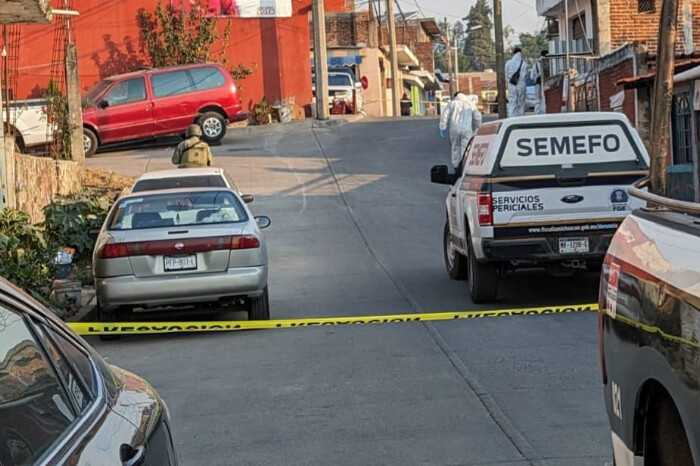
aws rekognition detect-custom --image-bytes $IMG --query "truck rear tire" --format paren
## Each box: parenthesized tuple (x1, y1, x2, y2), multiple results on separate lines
(645, 392, 693, 466)
(467, 237, 498, 303)
(444, 222, 468, 280)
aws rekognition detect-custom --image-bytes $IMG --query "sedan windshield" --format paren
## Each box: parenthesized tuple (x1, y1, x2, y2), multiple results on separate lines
(108, 191, 247, 231)
(82, 80, 113, 106)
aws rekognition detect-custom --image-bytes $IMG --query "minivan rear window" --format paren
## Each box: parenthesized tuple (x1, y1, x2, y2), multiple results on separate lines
(152, 70, 195, 98)
(190, 67, 227, 91)
(499, 122, 647, 170)
(132, 175, 227, 192)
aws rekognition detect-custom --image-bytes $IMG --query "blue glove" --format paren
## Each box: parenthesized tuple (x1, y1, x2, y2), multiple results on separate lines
(440, 129, 446, 138)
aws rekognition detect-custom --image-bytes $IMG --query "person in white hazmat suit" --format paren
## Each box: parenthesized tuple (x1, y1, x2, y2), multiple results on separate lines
(505, 47, 528, 117)
(529, 50, 548, 115)
(439, 92, 483, 169)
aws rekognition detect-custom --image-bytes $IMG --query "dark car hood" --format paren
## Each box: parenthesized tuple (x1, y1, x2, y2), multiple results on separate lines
(109, 365, 167, 439)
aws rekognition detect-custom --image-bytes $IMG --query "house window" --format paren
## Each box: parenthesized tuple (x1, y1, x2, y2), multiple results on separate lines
(638, 0, 655, 13)
(671, 92, 693, 165)
(571, 14, 586, 41)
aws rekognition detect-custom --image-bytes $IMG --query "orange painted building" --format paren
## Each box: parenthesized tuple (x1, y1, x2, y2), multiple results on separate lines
(13, 0, 320, 112)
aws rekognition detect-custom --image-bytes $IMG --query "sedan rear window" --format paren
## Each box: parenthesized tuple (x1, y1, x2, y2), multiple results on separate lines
(132, 175, 227, 193)
(108, 191, 247, 231)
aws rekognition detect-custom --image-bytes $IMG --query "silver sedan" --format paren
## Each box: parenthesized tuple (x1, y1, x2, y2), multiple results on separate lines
(92, 188, 271, 321)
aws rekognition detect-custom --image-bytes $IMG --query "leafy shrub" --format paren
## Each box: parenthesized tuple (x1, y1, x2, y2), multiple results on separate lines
(42, 191, 112, 266)
(0, 209, 53, 295)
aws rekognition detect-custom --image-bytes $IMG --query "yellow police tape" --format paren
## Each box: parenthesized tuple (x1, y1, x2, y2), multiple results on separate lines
(67, 303, 599, 336)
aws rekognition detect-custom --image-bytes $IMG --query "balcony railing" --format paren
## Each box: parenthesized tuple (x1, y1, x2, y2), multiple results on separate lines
(547, 38, 595, 77)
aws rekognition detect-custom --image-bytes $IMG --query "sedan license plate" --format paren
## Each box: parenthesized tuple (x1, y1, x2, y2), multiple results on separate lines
(559, 238, 589, 254)
(164, 254, 197, 272)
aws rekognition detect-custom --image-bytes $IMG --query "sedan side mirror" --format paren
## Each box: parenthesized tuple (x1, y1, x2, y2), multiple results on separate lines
(99, 100, 110, 109)
(241, 194, 254, 204)
(431, 165, 456, 185)
(254, 216, 271, 229)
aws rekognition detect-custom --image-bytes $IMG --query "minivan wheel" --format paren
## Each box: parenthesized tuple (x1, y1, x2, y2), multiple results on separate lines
(467, 236, 498, 303)
(248, 287, 270, 321)
(83, 128, 98, 157)
(197, 112, 227, 143)
(444, 222, 467, 280)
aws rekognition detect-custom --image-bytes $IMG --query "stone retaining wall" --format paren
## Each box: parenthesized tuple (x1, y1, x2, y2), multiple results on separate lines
(4, 137, 83, 223)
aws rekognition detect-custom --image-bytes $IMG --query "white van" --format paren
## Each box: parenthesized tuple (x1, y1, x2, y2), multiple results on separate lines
(431, 112, 650, 303)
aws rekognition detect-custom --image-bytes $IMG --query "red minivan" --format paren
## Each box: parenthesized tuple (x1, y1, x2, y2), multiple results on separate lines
(81, 63, 247, 156)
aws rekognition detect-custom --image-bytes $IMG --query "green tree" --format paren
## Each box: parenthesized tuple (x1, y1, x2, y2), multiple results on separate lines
(462, 0, 495, 71)
(517, 31, 549, 65)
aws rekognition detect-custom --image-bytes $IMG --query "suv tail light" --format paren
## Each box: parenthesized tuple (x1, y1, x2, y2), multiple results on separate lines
(477, 193, 493, 226)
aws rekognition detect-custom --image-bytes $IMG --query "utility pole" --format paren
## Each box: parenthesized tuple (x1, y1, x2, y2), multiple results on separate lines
(564, 0, 573, 112)
(387, 0, 401, 117)
(444, 18, 454, 97)
(63, 8, 85, 165)
(453, 35, 460, 92)
(493, 0, 507, 118)
(312, 0, 329, 120)
(649, 0, 680, 197)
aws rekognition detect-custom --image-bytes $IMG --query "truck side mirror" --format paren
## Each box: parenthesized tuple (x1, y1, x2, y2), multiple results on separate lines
(431, 165, 453, 185)
(99, 100, 110, 109)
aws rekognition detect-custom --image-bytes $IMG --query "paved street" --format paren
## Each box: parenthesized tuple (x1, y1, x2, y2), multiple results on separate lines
(86, 118, 609, 465)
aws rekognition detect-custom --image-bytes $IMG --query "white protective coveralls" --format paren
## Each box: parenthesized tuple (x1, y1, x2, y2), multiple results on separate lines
(505, 52, 528, 117)
(529, 57, 546, 115)
(439, 93, 483, 169)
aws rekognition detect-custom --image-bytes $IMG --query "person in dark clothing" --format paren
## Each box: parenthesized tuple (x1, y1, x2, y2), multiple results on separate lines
(400, 92, 412, 116)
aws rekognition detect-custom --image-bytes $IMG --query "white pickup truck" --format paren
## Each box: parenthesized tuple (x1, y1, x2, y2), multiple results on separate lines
(2, 99, 50, 152)
(431, 112, 650, 303)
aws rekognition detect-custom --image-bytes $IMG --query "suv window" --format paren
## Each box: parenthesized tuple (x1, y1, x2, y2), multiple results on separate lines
(329, 74, 352, 87)
(104, 78, 146, 106)
(152, 70, 195, 98)
(0, 306, 76, 465)
(190, 67, 227, 91)
(34, 324, 95, 413)
(132, 175, 227, 192)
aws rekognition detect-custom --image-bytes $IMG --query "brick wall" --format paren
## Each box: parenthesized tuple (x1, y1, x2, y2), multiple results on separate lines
(544, 75, 565, 114)
(598, 58, 636, 124)
(457, 76, 482, 96)
(609, 0, 700, 56)
(413, 42, 434, 72)
(311, 11, 370, 48)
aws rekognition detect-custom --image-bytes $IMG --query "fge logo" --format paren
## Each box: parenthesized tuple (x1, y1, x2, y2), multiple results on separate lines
(610, 189, 629, 212)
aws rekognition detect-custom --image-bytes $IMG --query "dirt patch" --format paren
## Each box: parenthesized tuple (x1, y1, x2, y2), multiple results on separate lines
(83, 168, 135, 198)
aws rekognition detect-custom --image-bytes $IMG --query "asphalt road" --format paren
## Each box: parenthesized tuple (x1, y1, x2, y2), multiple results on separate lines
(86, 118, 610, 466)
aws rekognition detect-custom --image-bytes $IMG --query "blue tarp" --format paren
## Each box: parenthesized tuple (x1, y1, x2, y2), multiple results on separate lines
(310, 56, 363, 67)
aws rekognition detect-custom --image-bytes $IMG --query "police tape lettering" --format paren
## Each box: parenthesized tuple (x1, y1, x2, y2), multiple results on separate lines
(67, 304, 598, 335)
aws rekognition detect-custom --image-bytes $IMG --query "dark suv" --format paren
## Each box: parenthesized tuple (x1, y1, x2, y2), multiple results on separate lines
(0, 277, 178, 465)
(81, 63, 247, 156)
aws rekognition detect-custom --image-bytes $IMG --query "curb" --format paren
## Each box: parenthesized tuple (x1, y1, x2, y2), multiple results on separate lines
(224, 113, 366, 137)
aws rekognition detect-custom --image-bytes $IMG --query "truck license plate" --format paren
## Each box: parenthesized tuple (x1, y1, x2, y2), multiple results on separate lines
(559, 238, 589, 254)
(164, 254, 197, 271)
